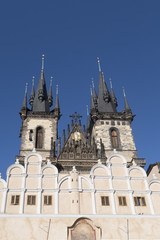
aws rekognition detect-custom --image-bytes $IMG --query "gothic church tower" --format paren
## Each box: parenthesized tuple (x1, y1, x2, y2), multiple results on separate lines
(19, 56, 60, 164)
(87, 58, 140, 166)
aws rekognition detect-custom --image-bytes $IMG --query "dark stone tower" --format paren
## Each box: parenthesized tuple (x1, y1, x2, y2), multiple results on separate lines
(87, 58, 144, 166)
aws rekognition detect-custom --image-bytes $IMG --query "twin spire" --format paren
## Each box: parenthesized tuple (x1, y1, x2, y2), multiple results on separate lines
(90, 57, 131, 114)
(21, 55, 60, 114)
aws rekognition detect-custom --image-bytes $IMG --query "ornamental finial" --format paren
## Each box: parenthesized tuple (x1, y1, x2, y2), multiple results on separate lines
(109, 78, 112, 88)
(97, 57, 101, 72)
(91, 77, 95, 88)
(42, 54, 45, 70)
(50, 76, 53, 86)
(32, 76, 35, 86)
(90, 86, 93, 96)
(123, 87, 126, 97)
(86, 105, 89, 116)
(25, 83, 28, 94)
(56, 85, 58, 95)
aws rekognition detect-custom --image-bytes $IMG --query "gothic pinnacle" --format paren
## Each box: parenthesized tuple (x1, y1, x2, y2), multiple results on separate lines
(29, 76, 35, 107)
(21, 83, 28, 110)
(123, 87, 131, 111)
(48, 76, 53, 107)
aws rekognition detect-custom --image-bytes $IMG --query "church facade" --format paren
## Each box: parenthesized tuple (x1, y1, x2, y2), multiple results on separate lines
(0, 57, 160, 240)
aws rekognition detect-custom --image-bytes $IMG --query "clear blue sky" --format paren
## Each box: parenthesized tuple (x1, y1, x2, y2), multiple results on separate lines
(0, 0, 160, 179)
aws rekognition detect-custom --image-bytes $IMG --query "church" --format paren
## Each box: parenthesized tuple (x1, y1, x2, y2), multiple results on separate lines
(0, 56, 160, 240)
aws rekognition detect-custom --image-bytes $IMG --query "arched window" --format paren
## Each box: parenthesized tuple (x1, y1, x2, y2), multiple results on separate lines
(36, 127, 43, 148)
(111, 129, 119, 149)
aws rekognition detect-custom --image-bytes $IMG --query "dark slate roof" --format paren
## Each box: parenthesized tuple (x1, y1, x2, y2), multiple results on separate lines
(97, 72, 117, 113)
(32, 70, 50, 112)
(110, 80, 118, 107)
(147, 162, 160, 176)
(123, 89, 131, 111)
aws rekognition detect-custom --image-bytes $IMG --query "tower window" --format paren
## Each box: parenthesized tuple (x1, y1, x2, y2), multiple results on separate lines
(118, 196, 127, 206)
(101, 196, 110, 206)
(36, 127, 43, 148)
(29, 130, 33, 141)
(134, 197, 146, 206)
(11, 195, 20, 205)
(111, 129, 119, 149)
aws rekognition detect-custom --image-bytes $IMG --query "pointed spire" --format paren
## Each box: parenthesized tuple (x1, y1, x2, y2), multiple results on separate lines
(86, 105, 90, 130)
(97, 57, 102, 72)
(123, 87, 131, 111)
(109, 78, 118, 107)
(29, 76, 35, 107)
(55, 85, 60, 109)
(21, 83, 28, 110)
(102, 73, 110, 103)
(97, 59, 116, 113)
(32, 55, 50, 112)
(90, 87, 95, 110)
(42, 54, 45, 70)
(92, 78, 98, 108)
(48, 76, 53, 107)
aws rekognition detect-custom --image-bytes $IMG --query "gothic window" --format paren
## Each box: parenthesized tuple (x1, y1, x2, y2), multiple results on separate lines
(111, 129, 119, 149)
(36, 127, 43, 148)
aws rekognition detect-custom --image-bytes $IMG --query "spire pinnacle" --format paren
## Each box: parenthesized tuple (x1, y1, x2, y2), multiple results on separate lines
(123, 87, 126, 97)
(21, 83, 28, 111)
(32, 76, 35, 86)
(123, 87, 131, 111)
(42, 54, 45, 70)
(56, 84, 58, 95)
(97, 57, 101, 72)
(86, 105, 89, 116)
(55, 84, 60, 110)
(86, 105, 90, 130)
(109, 78, 112, 89)
(90, 86, 93, 96)
(50, 76, 53, 86)
(29, 77, 35, 107)
(91, 78, 95, 88)
(25, 83, 28, 94)
(48, 76, 53, 107)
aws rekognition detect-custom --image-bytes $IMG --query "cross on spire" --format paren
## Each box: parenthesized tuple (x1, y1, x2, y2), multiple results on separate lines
(70, 112, 82, 123)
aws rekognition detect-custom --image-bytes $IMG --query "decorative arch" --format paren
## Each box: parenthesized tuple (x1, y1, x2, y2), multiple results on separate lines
(24, 152, 42, 165)
(58, 175, 70, 189)
(90, 163, 110, 177)
(128, 166, 147, 177)
(149, 179, 160, 191)
(42, 164, 58, 175)
(107, 153, 127, 165)
(109, 127, 121, 150)
(68, 218, 101, 240)
(35, 126, 43, 149)
(0, 179, 7, 188)
(6, 164, 25, 176)
(79, 176, 93, 190)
